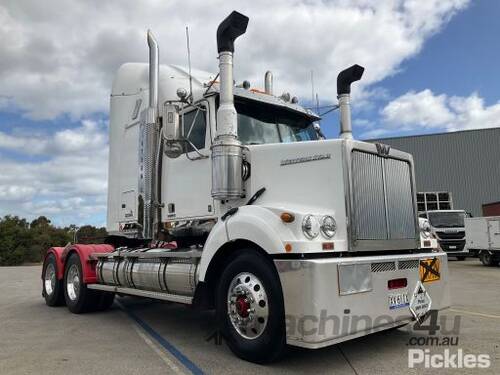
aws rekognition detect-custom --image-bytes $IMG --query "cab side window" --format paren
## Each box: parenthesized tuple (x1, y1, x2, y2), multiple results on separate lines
(182, 108, 206, 152)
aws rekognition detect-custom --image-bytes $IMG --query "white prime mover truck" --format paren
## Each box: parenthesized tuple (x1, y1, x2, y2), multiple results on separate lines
(41, 11, 449, 363)
(466, 216, 500, 266)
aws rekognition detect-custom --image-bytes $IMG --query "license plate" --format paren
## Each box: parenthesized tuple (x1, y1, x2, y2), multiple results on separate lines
(419, 258, 440, 283)
(449, 245, 456, 249)
(388, 291, 409, 310)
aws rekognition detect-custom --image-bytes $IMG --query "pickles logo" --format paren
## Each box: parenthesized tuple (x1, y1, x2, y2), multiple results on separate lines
(409, 349, 490, 369)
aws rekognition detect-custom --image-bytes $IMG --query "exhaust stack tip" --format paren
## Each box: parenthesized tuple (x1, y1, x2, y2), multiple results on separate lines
(264, 71, 273, 95)
(337, 64, 364, 95)
(217, 11, 249, 53)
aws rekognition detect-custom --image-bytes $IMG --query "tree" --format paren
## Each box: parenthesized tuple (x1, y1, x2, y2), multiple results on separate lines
(0, 216, 33, 266)
(0, 215, 108, 266)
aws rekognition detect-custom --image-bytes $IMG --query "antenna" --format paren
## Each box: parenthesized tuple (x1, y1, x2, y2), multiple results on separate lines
(186, 26, 193, 103)
(310, 70, 315, 104)
(315, 93, 321, 124)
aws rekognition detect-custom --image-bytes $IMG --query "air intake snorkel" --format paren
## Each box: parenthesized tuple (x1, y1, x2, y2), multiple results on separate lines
(211, 11, 249, 200)
(337, 64, 364, 139)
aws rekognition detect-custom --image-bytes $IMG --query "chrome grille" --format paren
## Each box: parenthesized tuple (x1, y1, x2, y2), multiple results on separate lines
(398, 259, 419, 270)
(352, 152, 386, 240)
(371, 262, 396, 272)
(384, 158, 415, 239)
(351, 150, 416, 242)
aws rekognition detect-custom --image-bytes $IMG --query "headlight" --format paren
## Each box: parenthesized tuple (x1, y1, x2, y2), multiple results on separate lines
(421, 222, 432, 238)
(320, 215, 337, 238)
(302, 215, 320, 239)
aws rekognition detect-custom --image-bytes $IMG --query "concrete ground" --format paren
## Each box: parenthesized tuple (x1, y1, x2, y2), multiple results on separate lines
(0, 259, 499, 375)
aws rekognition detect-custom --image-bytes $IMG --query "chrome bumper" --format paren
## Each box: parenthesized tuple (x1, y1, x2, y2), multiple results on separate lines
(274, 252, 450, 349)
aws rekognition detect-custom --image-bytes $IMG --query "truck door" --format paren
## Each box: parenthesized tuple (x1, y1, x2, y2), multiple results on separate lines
(161, 101, 214, 220)
(488, 219, 500, 249)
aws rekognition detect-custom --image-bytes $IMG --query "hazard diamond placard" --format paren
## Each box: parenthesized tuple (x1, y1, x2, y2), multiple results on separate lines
(419, 258, 440, 283)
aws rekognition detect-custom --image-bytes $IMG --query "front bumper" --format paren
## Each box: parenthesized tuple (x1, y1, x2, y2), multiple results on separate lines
(274, 252, 450, 349)
(438, 240, 467, 255)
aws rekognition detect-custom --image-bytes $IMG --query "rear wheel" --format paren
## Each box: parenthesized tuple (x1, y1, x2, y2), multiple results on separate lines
(216, 250, 286, 364)
(480, 252, 496, 266)
(42, 254, 65, 306)
(64, 253, 100, 313)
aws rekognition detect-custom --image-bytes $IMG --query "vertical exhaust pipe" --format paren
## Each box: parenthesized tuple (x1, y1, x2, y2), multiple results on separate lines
(337, 64, 364, 139)
(147, 30, 159, 112)
(141, 30, 159, 239)
(264, 71, 273, 95)
(211, 11, 249, 200)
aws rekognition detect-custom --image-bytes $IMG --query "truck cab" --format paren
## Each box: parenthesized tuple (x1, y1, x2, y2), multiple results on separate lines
(420, 210, 468, 259)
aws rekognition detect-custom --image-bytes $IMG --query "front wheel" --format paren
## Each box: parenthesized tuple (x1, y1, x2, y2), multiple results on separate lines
(216, 250, 286, 363)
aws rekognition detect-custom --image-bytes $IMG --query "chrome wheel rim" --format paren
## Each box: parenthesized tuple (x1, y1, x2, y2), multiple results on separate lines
(227, 272, 269, 340)
(66, 264, 80, 301)
(44, 263, 56, 296)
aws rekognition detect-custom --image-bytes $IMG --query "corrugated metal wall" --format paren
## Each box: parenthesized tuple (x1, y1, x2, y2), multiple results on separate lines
(369, 127, 500, 217)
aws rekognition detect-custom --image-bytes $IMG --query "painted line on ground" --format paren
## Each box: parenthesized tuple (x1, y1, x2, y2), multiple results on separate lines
(132, 325, 185, 375)
(450, 308, 500, 320)
(116, 300, 205, 375)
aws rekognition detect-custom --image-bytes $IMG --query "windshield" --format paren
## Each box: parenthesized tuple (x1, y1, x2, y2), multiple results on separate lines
(234, 99, 318, 145)
(427, 212, 465, 228)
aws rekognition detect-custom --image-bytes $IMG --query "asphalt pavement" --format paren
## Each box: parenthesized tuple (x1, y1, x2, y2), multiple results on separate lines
(0, 259, 499, 374)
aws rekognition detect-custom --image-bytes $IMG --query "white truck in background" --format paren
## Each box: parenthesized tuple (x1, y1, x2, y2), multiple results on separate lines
(420, 210, 468, 260)
(466, 216, 500, 266)
(41, 11, 449, 363)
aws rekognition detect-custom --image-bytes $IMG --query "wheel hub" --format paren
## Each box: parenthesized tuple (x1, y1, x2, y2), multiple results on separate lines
(66, 264, 80, 301)
(235, 296, 250, 318)
(44, 263, 56, 296)
(227, 272, 269, 340)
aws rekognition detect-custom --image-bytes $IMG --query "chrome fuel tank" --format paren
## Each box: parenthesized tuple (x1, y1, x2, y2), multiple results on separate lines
(97, 256, 198, 296)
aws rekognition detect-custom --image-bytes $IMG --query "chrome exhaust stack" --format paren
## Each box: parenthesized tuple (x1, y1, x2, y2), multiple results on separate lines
(140, 30, 160, 239)
(264, 71, 273, 95)
(337, 64, 364, 139)
(211, 11, 249, 200)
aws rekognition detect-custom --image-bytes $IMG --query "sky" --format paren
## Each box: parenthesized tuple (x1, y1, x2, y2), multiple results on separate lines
(1, 0, 499, 227)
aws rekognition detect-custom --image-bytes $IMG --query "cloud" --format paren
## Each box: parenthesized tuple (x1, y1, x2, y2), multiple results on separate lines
(0, 119, 108, 225)
(0, 0, 471, 225)
(0, 0, 469, 120)
(373, 89, 500, 137)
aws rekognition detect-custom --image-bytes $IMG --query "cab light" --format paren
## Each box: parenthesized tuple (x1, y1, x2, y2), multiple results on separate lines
(388, 278, 407, 290)
(280, 212, 295, 223)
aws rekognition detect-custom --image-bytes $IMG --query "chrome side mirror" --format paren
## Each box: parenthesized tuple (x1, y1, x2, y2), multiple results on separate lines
(163, 103, 183, 158)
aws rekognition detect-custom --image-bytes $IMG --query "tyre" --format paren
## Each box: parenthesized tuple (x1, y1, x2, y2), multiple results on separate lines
(64, 253, 100, 313)
(216, 250, 286, 364)
(42, 254, 65, 306)
(95, 292, 115, 311)
(456, 256, 466, 261)
(480, 252, 495, 266)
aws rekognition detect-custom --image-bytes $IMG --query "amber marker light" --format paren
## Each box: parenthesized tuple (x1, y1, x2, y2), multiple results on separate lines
(284, 243, 293, 252)
(322, 242, 334, 251)
(280, 212, 295, 223)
